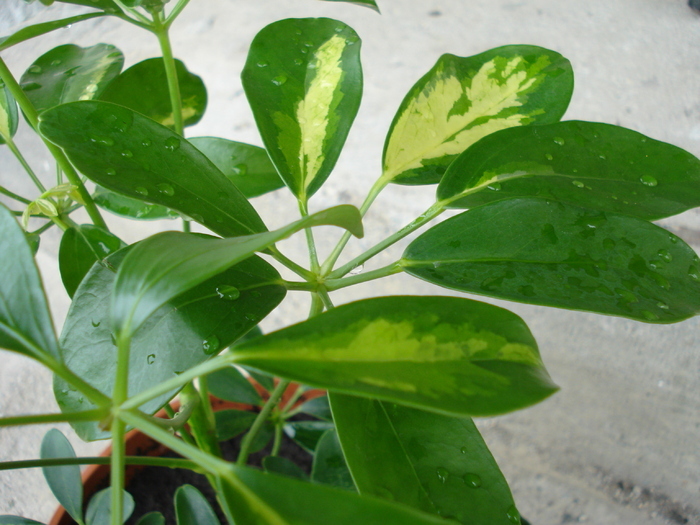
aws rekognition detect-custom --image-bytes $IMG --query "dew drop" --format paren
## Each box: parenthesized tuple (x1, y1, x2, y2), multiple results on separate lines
(657, 249, 672, 263)
(203, 336, 220, 355)
(640, 175, 658, 187)
(27, 65, 42, 74)
(90, 135, 115, 147)
(142, 139, 152, 147)
(294, 58, 304, 66)
(688, 265, 700, 281)
(657, 301, 669, 310)
(641, 310, 659, 321)
(164, 137, 181, 152)
(135, 186, 148, 196)
(553, 137, 565, 146)
(615, 288, 638, 304)
(272, 75, 288, 86)
(63, 66, 80, 77)
(572, 180, 585, 188)
(506, 505, 521, 524)
(91, 319, 101, 327)
(487, 182, 501, 191)
(460, 446, 468, 454)
(121, 149, 133, 158)
(669, 235, 678, 244)
(463, 473, 482, 488)
(156, 183, 175, 196)
(191, 213, 204, 223)
(216, 285, 240, 301)
(232, 164, 248, 177)
(349, 264, 364, 275)
(51, 59, 62, 66)
(545, 153, 554, 161)
(147, 354, 156, 364)
(106, 168, 116, 176)
(256, 61, 269, 68)
(599, 154, 607, 160)
(436, 467, 449, 484)
(21, 82, 42, 91)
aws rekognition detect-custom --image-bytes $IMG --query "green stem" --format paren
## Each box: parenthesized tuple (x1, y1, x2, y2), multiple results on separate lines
(152, 12, 184, 136)
(282, 280, 316, 292)
(165, 404, 197, 446)
(317, 287, 334, 310)
(271, 423, 283, 457)
(3, 134, 45, 192)
(0, 408, 108, 428)
(181, 382, 222, 458)
(112, 0, 152, 25)
(268, 245, 315, 281)
(144, 396, 198, 430)
(0, 456, 201, 472)
(309, 292, 324, 318)
(30, 220, 57, 236)
(328, 201, 445, 279)
(237, 380, 289, 466)
(165, 0, 193, 27)
(299, 200, 321, 273)
(0, 185, 31, 204)
(0, 57, 108, 230)
(325, 262, 403, 291)
(110, 417, 126, 525)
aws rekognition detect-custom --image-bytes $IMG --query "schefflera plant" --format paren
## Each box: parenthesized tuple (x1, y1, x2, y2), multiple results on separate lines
(1, 1, 700, 524)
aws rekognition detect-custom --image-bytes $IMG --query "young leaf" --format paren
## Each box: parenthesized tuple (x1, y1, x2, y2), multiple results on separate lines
(59, 225, 126, 298)
(207, 366, 262, 406)
(437, 120, 700, 221)
(40, 429, 83, 524)
(382, 46, 573, 185)
(135, 513, 165, 525)
(174, 485, 221, 525)
(283, 421, 335, 453)
(320, 0, 379, 12)
(85, 488, 134, 525)
(100, 58, 207, 129)
(232, 295, 557, 417)
(0, 14, 107, 53)
(189, 137, 284, 198)
(311, 429, 355, 491)
(263, 456, 309, 481)
(297, 394, 332, 421)
(330, 394, 519, 524)
(242, 18, 363, 201)
(111, 205, 362, 337)
(93, 186, 179, 220)
(217, 466, 455, 525)
(0, 204, 60, 361)
(38, 101, 266, 238)
(56, 249, 285, 441)
(21, 44, 123, 113)
(0, 81, 19, 144)
(403, 198, 700, 323)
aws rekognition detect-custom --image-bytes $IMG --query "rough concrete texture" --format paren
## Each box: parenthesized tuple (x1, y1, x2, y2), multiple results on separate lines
(1, 0, 699, 523)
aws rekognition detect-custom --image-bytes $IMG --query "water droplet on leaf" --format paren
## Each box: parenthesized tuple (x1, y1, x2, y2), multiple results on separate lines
(203, 336, 220, 355)
(257, 61, 268, 68)
(216, 285, 240, 300)
(349, 264, 364, 275)
(572, 180, 585, 188)
(232, 164, 248, 176)
(657, 249, 672, 263)
(51, 59, 62, 66)
(27, 65, 42, 74)
(488, 182, 501, 191)
(106, 168, 116, 176)
(142, 139, 152, 147)
(463, 473, 482, 488)
(436, 467, 449, 483)
(553, 137, 565, 146)
(272, 75, 287, 86)
(90, 135, 115, 147)
(164, 137, 181, 152)
(156, 183, 175, 196)
(545, 153, 553, 161)
(506, 505, 521, 524)
(121, 149, 133, 158)
(641, 310, 659, 321)
(640, 175, 658, 187)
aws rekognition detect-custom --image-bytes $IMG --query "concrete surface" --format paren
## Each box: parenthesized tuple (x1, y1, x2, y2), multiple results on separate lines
(1, 0, 699, 523)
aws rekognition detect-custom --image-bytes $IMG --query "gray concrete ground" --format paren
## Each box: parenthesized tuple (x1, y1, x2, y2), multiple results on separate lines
(1, 0, 699, 523)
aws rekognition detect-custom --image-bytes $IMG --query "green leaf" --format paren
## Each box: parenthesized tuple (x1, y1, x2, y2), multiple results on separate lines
(85, 488, 134, 525)
(40, 429, 83, 524)
(232, 296, 557, 417)
(100, 58, 206, 129)
(0, 204, 60, 361)
(175, 485, 221, 525)
(21, 44, 123, 113)
(39, 101, 266, 238)
(383, 46, 574, 185)
(59, 225, 126, 298)
(217, 466, 456, 525)
(135, 513, 165, 525)
(0, 14, 107, 53)
(242, 18, 363, 200)
(52, 0, 122, 12)
(320, 0, 379, 12)
(311, 429, 355, 491)
(331, 394, 519, 524)
(263, 456, 309, 481)
(297, 394, 331, 421)
(208, 366, 262, 406)
(189, 137, 284, 199)
(283, 421, 334, 453)
(403, 198, 700, 323)
(111, 205, 361, 338)
(215, 409, 258, 441)
(437, 121, 700, 221)
(0, 81, 19, 144)
(56, 249, 285, 441)
(93, 185, 179, 220)
(0, 517, 45, 525)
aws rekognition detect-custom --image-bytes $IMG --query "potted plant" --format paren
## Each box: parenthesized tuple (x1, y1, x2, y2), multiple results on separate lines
(1, 0, 699, 523)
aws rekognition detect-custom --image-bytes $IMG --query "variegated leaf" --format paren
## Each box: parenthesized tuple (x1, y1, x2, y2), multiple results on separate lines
(382, 46, 574, 185)
(0, 80, 18, 144)
(242, 18, 363, 201)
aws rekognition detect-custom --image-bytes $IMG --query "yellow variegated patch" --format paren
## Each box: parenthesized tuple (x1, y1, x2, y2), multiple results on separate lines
(0, 103, 10, 139)
(383, 55, 551, 181)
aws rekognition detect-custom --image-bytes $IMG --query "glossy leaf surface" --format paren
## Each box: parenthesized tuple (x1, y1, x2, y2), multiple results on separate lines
(383, 46, 573, 185)
(57, 250, 285, 441)
(85, 488, 134, 525)
(0, 204, 60, 361)
(311, 429, 355, 491)
(331, 394, 517, 524)
(111, 205, 361, 337)
(0, 81, 19, 144)
(100, 58, 206, 129)
(218, 466, 455, 525)
(59, 225, 125, 298)
(320, 0, 379, 11)
(190, 137, 284, 198)
(233, 296, 557, 417)
(438, 121, 700, 220)
(40, 430, 83, 524)
(207, 366, 262, 405)
(39, 101, 266, 238)
(283, 421, 334, 453)
(175, 485, 221, 525)
(0, 14, 106, 52)
(403, 198, 700, 323)
(215, 409, 257, 441)
(242, 18, 363, 200)
(263, 456, 308, 481)
(93, 185, 179, 220)
(21, 44, 123, 113)
(135, 513, 165, 525)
